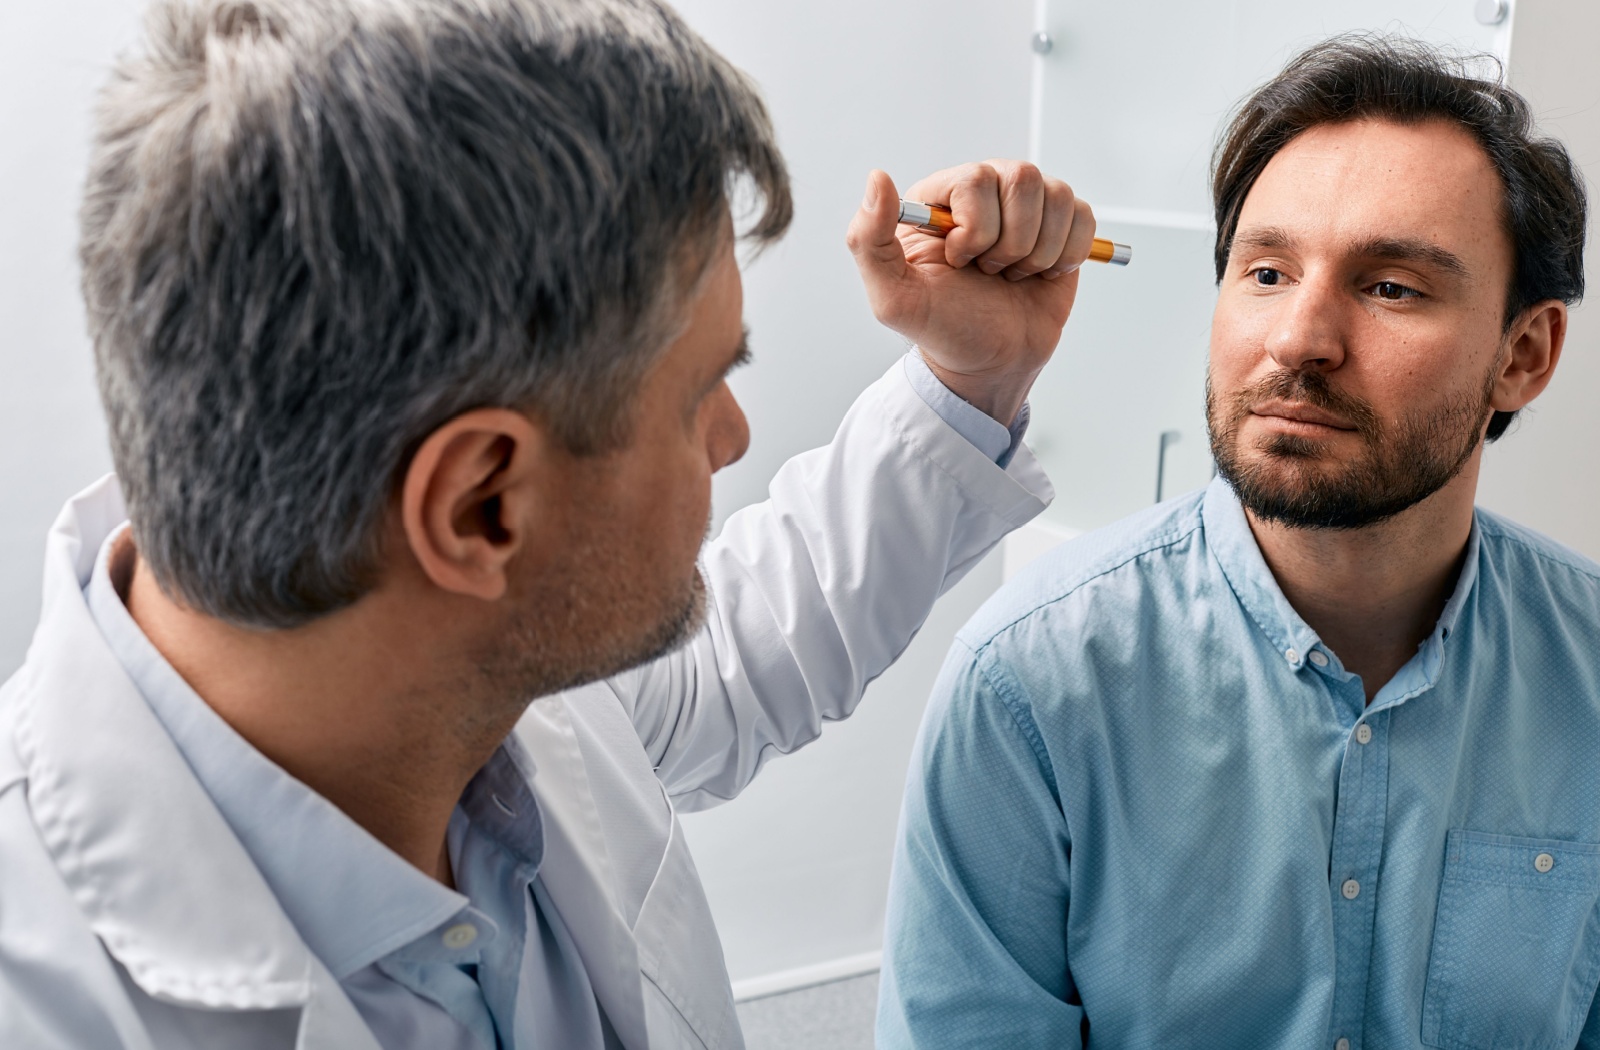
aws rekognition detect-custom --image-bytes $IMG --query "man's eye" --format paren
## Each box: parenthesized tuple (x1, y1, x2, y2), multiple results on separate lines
(1372, 281, 1419, 301)
(1253, 268, 1282, 286)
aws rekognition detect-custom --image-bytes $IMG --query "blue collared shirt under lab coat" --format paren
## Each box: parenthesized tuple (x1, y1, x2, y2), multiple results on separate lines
(71, 351, 1024, 1050)
(880, 477, 1600, 1050)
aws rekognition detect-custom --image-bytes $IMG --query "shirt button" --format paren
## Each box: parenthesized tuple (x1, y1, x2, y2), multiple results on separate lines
(1341, 879, 1361, 900)
(442, 923, 479, 950)
(1336, 1039, 1351, 1050)
(1535, 853, 1555, 873)
(1309, 650, 1329, 668)
(1355, 724, 1372, 745)
(1285, 648, 1299, 664)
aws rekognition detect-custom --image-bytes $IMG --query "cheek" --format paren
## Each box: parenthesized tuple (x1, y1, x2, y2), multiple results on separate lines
(636, 445, 714, 553)
(1208, 299, 1261, 389)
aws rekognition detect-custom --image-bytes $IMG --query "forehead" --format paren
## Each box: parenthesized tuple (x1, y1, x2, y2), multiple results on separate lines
(1237, 118, 1509, 269)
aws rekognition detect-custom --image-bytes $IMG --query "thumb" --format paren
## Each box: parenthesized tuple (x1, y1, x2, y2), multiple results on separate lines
(845, 169, 906, 296)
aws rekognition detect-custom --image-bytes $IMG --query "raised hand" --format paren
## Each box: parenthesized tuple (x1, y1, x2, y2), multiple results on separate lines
(846, 161, 1095, 426)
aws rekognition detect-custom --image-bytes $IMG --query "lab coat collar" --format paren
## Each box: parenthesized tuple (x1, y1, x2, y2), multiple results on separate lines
(10, 476, 376, 1045)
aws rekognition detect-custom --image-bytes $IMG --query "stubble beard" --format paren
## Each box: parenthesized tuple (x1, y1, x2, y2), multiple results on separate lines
(1206, 364, 1496, 531)
(469, 517, 712, 716)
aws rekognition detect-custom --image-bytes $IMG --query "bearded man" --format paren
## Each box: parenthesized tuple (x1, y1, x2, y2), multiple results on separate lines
(879, 37, 1596, 1049)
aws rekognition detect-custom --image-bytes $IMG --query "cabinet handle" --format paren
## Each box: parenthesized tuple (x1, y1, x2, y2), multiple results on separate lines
(1156, 430, 1181, 503)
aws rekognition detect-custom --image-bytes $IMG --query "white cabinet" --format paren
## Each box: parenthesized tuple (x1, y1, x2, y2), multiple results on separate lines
(1025, 220, 1217, 532)
(1028, 0, 1508, 535)
(1034, 0, 1505, 218)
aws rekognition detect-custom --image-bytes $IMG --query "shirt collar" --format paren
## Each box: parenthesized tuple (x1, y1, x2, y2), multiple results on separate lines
(82, 525, 538, 979)
(1201, 476, 1481, 700)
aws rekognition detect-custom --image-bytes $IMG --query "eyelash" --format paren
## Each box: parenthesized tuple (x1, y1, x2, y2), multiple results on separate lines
(1247, 268, 1423, 301)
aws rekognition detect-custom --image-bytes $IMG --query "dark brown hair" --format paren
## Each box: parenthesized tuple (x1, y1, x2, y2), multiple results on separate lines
(1211, 35, 1587, 441)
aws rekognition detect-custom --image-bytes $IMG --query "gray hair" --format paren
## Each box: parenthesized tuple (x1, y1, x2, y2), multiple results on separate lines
(80, 0, 791, 628)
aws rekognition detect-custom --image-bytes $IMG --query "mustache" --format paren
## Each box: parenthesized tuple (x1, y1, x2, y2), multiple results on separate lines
(1228, 369, 1381, 435)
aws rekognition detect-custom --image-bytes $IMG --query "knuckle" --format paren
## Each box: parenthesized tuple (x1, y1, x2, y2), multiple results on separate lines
(1014, 161, 1043, 187)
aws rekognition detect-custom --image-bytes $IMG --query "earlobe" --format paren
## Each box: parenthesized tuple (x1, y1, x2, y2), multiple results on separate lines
(1492, 300, 1567, 413)
(400, 409, 550, 602)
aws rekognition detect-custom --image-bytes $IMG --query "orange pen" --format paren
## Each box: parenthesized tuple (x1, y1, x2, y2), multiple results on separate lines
(897, 199, 1132, 266)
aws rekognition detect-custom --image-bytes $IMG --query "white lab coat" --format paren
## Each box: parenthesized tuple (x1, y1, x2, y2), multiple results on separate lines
(0, 362, 1051, 1049)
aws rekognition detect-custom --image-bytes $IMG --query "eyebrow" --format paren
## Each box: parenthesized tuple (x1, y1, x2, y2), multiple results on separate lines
(1232, 225, 1472, 280)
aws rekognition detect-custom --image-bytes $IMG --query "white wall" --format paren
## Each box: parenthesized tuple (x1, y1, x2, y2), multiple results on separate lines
(0, 2, 142, 677)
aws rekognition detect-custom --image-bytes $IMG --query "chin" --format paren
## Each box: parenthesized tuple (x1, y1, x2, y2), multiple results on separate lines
(634, 569, 709, 666)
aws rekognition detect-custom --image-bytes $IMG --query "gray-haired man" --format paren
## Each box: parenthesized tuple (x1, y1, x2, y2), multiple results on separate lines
(0, 0, 1096, 1047)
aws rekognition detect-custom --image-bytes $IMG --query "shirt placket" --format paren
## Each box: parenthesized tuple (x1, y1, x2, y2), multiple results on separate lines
(1325, 688, 1390, 1050)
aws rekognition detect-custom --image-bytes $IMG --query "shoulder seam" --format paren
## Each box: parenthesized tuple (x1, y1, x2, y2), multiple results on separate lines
(1477, 516, 1600, 584)
(967, 643, 1061, 804)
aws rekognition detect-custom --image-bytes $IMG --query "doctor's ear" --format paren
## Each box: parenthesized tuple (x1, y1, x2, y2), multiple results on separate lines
(1492, 299, 1568, 413)
(399, 408, 554, 601)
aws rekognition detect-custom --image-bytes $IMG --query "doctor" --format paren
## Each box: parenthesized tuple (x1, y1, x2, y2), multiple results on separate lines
(0, 0, 1093, 1046)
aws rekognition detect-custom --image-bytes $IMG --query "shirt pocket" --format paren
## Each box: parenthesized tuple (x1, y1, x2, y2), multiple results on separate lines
(1422, 829, 1600, 1050)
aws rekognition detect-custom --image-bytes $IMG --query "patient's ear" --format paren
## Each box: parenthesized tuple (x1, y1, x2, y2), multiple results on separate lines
(1491, 300, 1567, 413)
(399, 408, 555, 601)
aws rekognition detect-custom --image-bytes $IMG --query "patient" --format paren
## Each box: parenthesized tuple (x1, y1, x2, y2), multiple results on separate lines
(879, 37, 1597, 1049)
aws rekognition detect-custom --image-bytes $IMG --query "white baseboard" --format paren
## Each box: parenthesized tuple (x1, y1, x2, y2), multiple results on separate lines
(730, 950, 883, 1003)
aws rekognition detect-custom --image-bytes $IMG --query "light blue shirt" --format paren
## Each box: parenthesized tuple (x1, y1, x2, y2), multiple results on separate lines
(880, 477, 1600, 1049)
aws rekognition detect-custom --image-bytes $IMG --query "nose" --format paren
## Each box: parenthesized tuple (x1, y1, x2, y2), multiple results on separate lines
(707, 381, 749, 472)
(1264, 274, 1348, 374)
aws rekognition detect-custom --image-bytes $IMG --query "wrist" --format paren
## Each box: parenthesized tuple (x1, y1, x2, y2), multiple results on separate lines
(918, 351, 1041, 428)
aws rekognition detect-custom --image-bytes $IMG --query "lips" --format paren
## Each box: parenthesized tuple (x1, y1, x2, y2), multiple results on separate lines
(1249, 400, 1358, 431)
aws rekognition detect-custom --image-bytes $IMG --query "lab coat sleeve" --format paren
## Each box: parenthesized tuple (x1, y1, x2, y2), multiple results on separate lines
(600, 357, 1054, 810)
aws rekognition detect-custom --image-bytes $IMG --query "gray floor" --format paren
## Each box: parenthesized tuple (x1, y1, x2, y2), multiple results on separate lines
(735, 971, 880, 1050)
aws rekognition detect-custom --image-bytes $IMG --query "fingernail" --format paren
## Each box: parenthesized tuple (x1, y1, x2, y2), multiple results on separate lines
(863, 181, 879, 212)
(1005, 269, 1028, 282)
(956, 254, 976, 267)
(979, 259, 1004, 275)
(1041, 267, 1064, 280)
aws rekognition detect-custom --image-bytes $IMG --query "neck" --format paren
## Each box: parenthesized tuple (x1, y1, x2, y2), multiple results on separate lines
(115, 534, 514, 885)
(1243, 456, 1480, 703)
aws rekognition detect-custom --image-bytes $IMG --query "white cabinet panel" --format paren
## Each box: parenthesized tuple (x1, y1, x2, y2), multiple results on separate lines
(1036, 0, 1504, 217)
(1027, 220, 1218, 533)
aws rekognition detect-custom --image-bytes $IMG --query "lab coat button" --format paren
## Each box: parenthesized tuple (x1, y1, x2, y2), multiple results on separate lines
(442, 923, 479, 949)
(1535, 853, 1555, 873)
